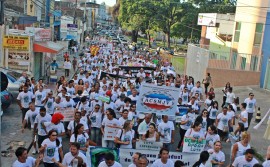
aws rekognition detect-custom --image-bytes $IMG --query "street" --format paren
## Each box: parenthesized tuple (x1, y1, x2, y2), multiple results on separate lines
(1, 85, 270, 166)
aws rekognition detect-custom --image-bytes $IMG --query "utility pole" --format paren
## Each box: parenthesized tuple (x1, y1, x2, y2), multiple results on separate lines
(73, 0, 77, 24)
(81, 0, 87, 43)
(0, 0, 4, 164)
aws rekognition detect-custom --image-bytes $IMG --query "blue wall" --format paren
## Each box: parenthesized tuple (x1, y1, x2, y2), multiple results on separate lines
(260, 12, 270, 88)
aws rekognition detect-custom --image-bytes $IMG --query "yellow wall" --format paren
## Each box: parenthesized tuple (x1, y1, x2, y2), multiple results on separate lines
(234, 0, 269, 55)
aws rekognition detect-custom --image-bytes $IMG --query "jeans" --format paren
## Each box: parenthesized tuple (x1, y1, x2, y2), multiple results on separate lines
(163, 143, 171, 151)
(64, 69, 70, 77)
(21, 108, 29, 123)
(38, 135, 48, 148)
(177, 128, 187, 149)
(247, 113, 254, 130)
(90, 127, 101, 145)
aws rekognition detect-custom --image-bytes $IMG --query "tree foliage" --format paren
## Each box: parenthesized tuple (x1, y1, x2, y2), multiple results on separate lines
(117, 0, 236, 47)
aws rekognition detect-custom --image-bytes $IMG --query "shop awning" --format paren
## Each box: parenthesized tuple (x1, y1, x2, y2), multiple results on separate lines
(33, 41, 64, 53)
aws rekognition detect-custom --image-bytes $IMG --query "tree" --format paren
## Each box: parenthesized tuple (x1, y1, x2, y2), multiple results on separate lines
(153, 0, 184, 48)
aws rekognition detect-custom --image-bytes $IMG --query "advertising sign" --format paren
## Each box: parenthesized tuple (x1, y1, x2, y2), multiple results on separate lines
(67, 24, 78, 31)
(90, 147, 119, 167)
(197, 13, 217, 27)
(136, 140, 163, 151)
(7, 50, 30, 71)
(3, 36, 29, 50)
(104, 127, 120, 141)
(183, 138, 206, 153)
(119, 148, 199, 167)
(25, 28, 51, 41)
(136, 83, 180, 116)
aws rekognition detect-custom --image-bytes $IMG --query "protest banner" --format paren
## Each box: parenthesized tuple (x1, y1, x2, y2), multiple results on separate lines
(104, 127, 120, 141)
(98, 95, 110, 103)
(54, 107, 75, 122)
(136, 140, 163, 151)
(89, 147, 119, 167)
(175, 105, 192, 122)
(119, 148, 199, 167)
(183, 138, 206, 153)
(119, 65, 156, 75)
(136, 83, 180, 116)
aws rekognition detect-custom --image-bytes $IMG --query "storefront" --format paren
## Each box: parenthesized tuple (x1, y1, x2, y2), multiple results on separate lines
(25, 28, 64, 79)
(33, 41, 64, 79)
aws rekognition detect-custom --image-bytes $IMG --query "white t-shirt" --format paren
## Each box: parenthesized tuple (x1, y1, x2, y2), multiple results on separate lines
(67, 120, 89, 134)
(42, 138, 62, 163)
(62, 99, 76, 108)
(17, 91, 35, 108)
(226, 92, 235, 104)
(239, 110, 248, 128)
(204, 133, 220, 151)
(35, 90, 46, 106)
(217, 113, 230, 131)
(116, 129, 134, 149)
(152, 159, 174, 167)
(24, 108, 39, 128)
(158, 121, 175, 143)
(191, 86, 203, 98)
(208, 107, 218, 120)
(208, 149, 225, 167)
(43, 97, 55, 115)
(180, 92, 189, 104)
(66, 87, 75, 95)
(232, 155, 258, 167)
(76, 101, 91, 112)
(44, 122, 65, 143)
(263, 160, 270, 167)
(102, 118, 121, 127)
(244, 98, 256, 113)
(62, 152, 87, 167)
(98, 161, 122, 167)
(118, 117, 128, 126)
(70, 133, 89, 149)
(34, 114, 52, 136)
(180, 113, 196, 130)
(89, 111, 103, 128)
(227, 111, 235, 121)
(12, 157, 36, 167)
(185, 128, 205, 139)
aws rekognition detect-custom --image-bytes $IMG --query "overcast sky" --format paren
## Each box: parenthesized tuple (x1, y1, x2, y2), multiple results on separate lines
(96, 0, 116, 7)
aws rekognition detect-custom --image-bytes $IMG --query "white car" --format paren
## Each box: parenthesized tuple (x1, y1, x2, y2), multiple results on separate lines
(1, 69, 22, 94)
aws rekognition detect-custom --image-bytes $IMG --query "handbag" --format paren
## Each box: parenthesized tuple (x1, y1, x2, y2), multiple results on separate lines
(115, 129, 123, 148)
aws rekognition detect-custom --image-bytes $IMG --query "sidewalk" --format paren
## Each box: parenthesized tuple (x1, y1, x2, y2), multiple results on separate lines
(46, 53, 78, 91)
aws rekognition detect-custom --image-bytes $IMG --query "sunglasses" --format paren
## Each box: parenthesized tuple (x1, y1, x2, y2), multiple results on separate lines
(95, 107, 100, 109)
(51, 134, 57, 136)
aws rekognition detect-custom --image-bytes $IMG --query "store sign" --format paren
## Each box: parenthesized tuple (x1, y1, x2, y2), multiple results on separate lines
(67, 24, 78, 31)
(25, 28, 51, 41)
(3, 36, 29, 50)
(197, 13, 217, 27)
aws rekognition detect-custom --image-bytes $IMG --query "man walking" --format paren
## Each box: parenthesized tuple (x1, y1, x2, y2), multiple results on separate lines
(17, 85, 35, 122)
(244, 93, 257, 128)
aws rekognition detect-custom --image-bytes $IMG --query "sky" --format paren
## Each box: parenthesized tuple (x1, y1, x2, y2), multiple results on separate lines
(96, 0, 116, 7)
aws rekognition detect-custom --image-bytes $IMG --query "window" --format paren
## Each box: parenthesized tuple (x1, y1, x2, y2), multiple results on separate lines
(250, 56, 258, 71)
(241, 56, 246, 70)
(254, 23, 263, 46)
(234, 22, 241, 42)
(230, 52, 237, 69)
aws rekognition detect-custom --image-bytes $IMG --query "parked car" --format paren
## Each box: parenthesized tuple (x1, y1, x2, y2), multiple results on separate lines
(1, 72, 13, 110)
(157, 47, 174, 55)
(1, 69, 21, 93)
